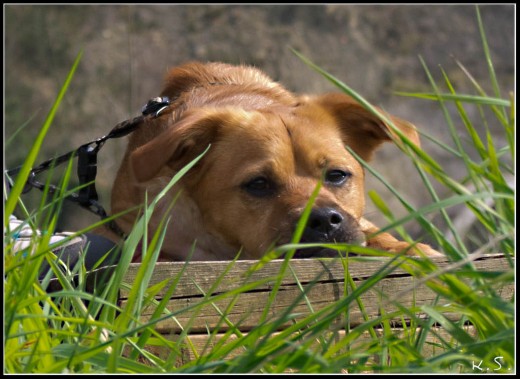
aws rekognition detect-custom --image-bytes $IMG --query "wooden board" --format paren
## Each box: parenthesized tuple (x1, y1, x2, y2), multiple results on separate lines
(120, 254, 513, 335)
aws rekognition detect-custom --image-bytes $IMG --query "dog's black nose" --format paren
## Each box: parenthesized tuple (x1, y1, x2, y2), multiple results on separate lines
(304, 207, 344, 241)
(291, 207, 366, 258)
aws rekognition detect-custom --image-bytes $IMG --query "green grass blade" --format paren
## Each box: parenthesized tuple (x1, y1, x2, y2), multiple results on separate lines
(394, 92, 509, 107)
(475, 6, 503, 110)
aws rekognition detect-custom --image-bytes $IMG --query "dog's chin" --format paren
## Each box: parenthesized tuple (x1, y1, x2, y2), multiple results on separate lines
(291, 247, 349, 259)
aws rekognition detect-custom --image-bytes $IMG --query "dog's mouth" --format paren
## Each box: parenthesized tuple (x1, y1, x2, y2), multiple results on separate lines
(285, 240, 367, 259)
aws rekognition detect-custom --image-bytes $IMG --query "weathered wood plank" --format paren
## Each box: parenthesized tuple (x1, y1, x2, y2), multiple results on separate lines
(121, 253, 509, 298)
(120, 254, 513, 334)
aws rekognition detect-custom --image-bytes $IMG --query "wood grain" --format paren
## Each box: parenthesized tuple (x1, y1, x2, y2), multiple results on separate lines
(120, 254, 513, 334)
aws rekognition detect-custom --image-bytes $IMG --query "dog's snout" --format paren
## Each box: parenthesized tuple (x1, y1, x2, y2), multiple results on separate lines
(307, 208, 344, 237)
(292, 207, 366, 258)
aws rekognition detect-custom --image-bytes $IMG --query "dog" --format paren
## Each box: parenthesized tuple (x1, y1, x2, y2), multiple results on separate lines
(109, 61, 441, 261)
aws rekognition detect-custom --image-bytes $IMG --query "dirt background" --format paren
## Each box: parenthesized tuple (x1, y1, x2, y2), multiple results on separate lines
(4, 5, 515, 244)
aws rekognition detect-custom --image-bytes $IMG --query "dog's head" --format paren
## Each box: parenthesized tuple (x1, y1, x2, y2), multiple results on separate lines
(126, 87, 420, 260)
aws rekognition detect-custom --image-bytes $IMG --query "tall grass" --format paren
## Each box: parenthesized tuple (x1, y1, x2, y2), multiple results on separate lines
(4, 8, 514, 373)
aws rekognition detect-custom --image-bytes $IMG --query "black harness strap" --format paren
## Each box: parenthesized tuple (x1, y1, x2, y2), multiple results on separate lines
(5, 97, 171, 238)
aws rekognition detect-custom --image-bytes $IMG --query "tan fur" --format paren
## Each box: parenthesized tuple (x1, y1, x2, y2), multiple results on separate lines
(110, 61, 441, 261)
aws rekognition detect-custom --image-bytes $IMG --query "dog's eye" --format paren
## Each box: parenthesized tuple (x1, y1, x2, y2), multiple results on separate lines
(242, 176, 276, 197)
(325, 169, 351, 186)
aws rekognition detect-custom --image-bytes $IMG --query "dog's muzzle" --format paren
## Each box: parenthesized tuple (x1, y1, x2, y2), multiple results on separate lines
(292, 207, 366, 258)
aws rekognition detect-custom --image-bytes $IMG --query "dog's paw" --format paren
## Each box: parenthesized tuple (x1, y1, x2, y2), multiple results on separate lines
(406, 242, 444, 257)
(384, 241, 443, 258)
(360, 219, 443, 258)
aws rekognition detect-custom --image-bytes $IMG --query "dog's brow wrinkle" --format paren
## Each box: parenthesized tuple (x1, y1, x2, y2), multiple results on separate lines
(318, 156, 329, 169)
(279, 116, 291, 138)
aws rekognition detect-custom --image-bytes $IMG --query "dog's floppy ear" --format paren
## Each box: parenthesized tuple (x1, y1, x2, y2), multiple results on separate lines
(130, 111, 219, 182)
(315, 93, 420, 161)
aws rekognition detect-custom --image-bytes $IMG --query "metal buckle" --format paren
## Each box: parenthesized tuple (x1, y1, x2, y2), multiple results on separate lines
(141, 96, 171, 117)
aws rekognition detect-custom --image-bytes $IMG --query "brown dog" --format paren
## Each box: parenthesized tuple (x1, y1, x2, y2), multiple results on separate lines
(110, 61, 441, 261)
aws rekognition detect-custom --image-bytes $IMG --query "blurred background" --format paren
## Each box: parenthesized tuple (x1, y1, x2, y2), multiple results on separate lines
(4, 5, 514, 247)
